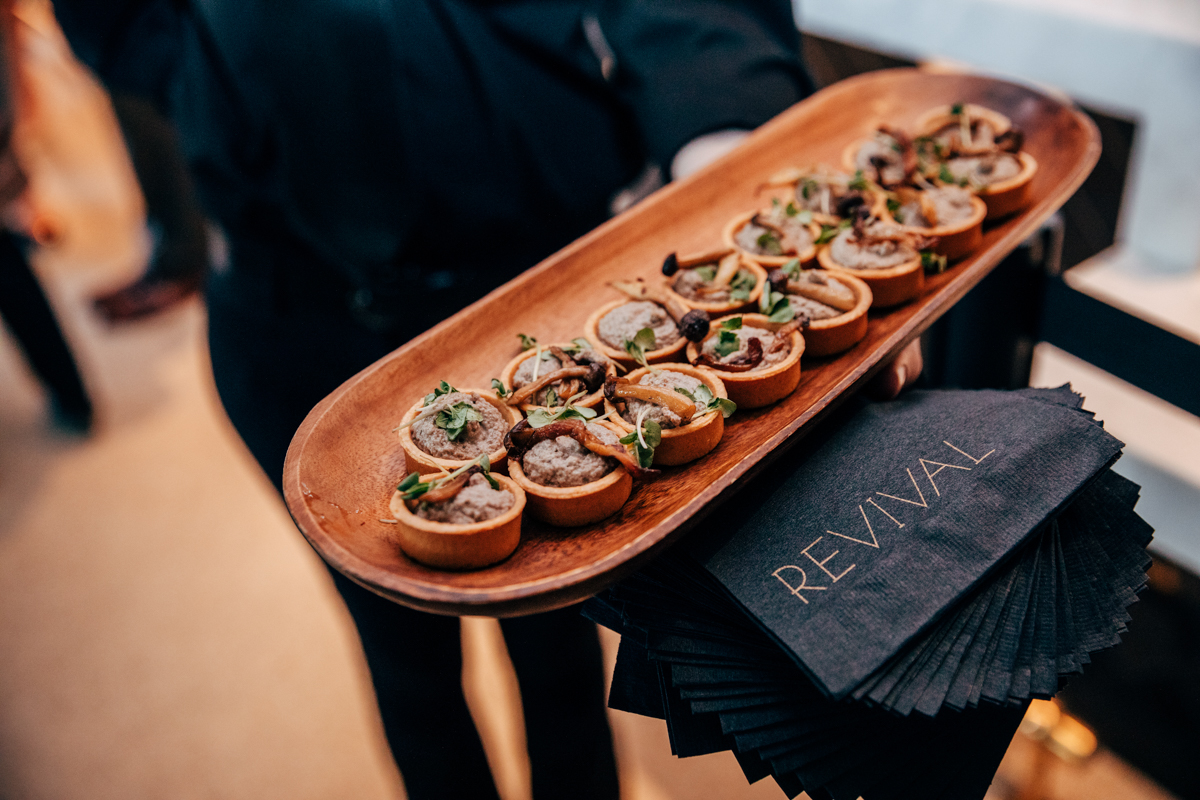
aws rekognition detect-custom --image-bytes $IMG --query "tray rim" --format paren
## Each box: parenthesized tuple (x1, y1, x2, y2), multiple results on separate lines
(283, 67, 1102, 616)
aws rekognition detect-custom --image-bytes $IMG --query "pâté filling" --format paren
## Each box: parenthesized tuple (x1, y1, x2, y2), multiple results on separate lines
(396, 457, 512, 524)
(734, 198, 816, 258)
(401, 382, 508, 460)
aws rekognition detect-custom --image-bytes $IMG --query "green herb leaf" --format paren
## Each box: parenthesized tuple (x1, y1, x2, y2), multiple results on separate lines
(545, 388, 560, 407)
(756, 230, 783, 256)
(720, 317, 743, 331)
(921, 250, 949, 275)
(796, 209, 814, 225)
(434, 401, 484, 441)
(518, 333, 538, 351)
(491, 378, 509, 399)
(763, 290, 796, 324)
(693, 384, 715, 405)
(714, 329, 741, 358)
(729, 270, 757, 301)
(641, 419, 662, 449)
(800, 178, 817, 199)
(477, 454, 499, 489)
(397, 473, 421, 492)
(950, 102, 964, 116)
(785, 201, 799, 217)
(938, 163, 955, 185)
(618, 431, 637, 445)
(694, 265, 717, 283)
(848, 169, 869, 192)
(423, 380, 458, 407)
(815, 224, 840, 245)
(711, 397, 738, 418)
(781, 258, 801, 280)
(526, 399, 597, 428)
(562, 337, 592, 354)
(623, 327, 657, 369)
(674, 387, 697, 402)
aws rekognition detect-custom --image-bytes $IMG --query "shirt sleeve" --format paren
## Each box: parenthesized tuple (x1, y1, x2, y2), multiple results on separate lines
(597, 0, 814, 168)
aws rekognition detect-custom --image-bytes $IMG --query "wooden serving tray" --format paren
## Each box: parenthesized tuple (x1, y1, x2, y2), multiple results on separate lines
(283, 68, 1100, 617)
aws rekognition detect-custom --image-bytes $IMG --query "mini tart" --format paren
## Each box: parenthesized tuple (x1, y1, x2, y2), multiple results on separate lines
(498, 344, 607, 414)
(397, 390, 522, 475)
(798, 271, 873, 358)
(685, 313, 804, 409)
(914, 104, 1012, 140)
(664, 256, 769, 315)
(817, 243, 924, 309)
(388, 474, 525, 570)
(585, 299, 688, 367)
(975, 151, 1038, 220)
(507, 421, 633, 527)
(898, 194, 987, 261)
(604, 364, 727, 467)
(723, 210, 819, 268)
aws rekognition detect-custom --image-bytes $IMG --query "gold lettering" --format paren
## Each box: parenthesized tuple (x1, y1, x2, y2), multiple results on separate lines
(865, 497, 904, 529)
(919, 458, 971, 497)
(772, 565, 827, 603)
(943, 440, 995, 464)
(827, 521, 880, 549)
(876, 468, 929, 508)
(801, 537, 856, 582)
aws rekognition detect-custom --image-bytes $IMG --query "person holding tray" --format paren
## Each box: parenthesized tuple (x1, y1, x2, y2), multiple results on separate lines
(97, 1, 920, 797)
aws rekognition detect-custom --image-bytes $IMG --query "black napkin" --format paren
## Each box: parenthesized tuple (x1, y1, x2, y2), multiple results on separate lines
(584, 387, 1152, 800)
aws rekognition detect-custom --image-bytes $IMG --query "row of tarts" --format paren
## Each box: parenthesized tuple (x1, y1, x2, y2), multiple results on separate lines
(385, 101, 1038, 570)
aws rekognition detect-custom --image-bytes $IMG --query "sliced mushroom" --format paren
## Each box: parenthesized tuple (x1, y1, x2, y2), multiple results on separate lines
(405, 466, 482, 508)
(603, 375, 697, 418)
(695, 337, 764, 372)
(506, 365, 595, 407)
(504, 419, 660, 481)
(609, 278, 710, 342)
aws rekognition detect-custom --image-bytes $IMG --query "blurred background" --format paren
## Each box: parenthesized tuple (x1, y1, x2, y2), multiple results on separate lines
(0, 0, 1196, 798)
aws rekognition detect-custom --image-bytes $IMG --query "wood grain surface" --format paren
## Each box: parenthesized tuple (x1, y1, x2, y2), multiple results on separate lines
(282, 68, 1100, 617)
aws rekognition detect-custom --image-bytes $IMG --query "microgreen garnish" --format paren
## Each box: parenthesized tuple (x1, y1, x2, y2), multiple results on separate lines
(491, 378, 509, 399)
(815, 224, 840, 245)
(801, 178, 817, 199)
(694, 265, 718, 283)
(759, 287, 795, 324)
(518, 333, 538, 351)
(423, 380, 458, 407)
(848, 170, 870, 192)
(938, 163, 955, 185)
(756, 230, 783, 256)
(434, 400, 483, 441)
(886, 197, 901, 220)
(781, 258, 802, 280)
(397, 454, 497, 502)
(545, 388, 560, 408)
(618, 409, 662, 468)
(714, 329, 742, 358)
(526, 394, 598, 428)
(561, 337, 592, 354)
(785, 201, 799, 217)
(796, 208, 814, 225)
(677, 384, 737, 419)
(729, 270, 757, 301)
(950, 102, 964, 116)
(623, 327, 657, 369)
(921, 251, 948, 275)
(720, 317, 743, 331)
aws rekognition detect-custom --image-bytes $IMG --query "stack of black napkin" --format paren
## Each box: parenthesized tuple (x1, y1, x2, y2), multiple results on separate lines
(584, 387, 1153, 800)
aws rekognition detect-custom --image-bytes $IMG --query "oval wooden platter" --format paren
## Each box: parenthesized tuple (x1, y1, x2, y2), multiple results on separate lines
(283, 68, 1100, 617)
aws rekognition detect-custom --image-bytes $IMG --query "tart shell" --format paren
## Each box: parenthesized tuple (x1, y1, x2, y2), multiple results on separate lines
(977, 151, 1038, 220)
(605, 364, 727, 466)
(686, 313, 804, 409)
(397, 390, 522, 476)
(585, 299, 689, 367)
(723, 210, 819, 268)
(798, 271, 873, 358)
(664, 256, 768, 316)
(914, 104, 1013, 140)
(900, 194, 987, 261)
(817, 246, 924, 309)
(507, 422, 633, 527)
(388, 474, 525, 570)
(498, 344, 607, 414)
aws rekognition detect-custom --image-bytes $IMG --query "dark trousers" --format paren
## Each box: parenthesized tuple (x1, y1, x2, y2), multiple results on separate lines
(0, 232, 92, 427)
(206, 251, 619, 800)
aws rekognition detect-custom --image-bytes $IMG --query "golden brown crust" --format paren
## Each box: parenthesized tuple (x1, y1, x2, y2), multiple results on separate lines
(498, 344, 607, 414)
(723, 210, 820, 268)
(977, 151, 1038, 220)
(685, 313, 804, 409)
(817, 245, 924, 308)
(604, 364, 727, 466)
(388, 474, 525, 570)
(396, 390, 522, 475)
(506, 421, 633, 526)
(798, 272, 873, 358)
(663, 256, 768, 315)
(584, 299, 689, 367)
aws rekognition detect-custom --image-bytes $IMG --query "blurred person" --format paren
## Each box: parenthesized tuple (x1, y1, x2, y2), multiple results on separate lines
(0, 0, 96, 433)
(67, 1, 918, 797)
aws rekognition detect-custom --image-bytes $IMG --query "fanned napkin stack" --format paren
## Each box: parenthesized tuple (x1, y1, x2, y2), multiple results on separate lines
(584, 387, 1153, 800)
